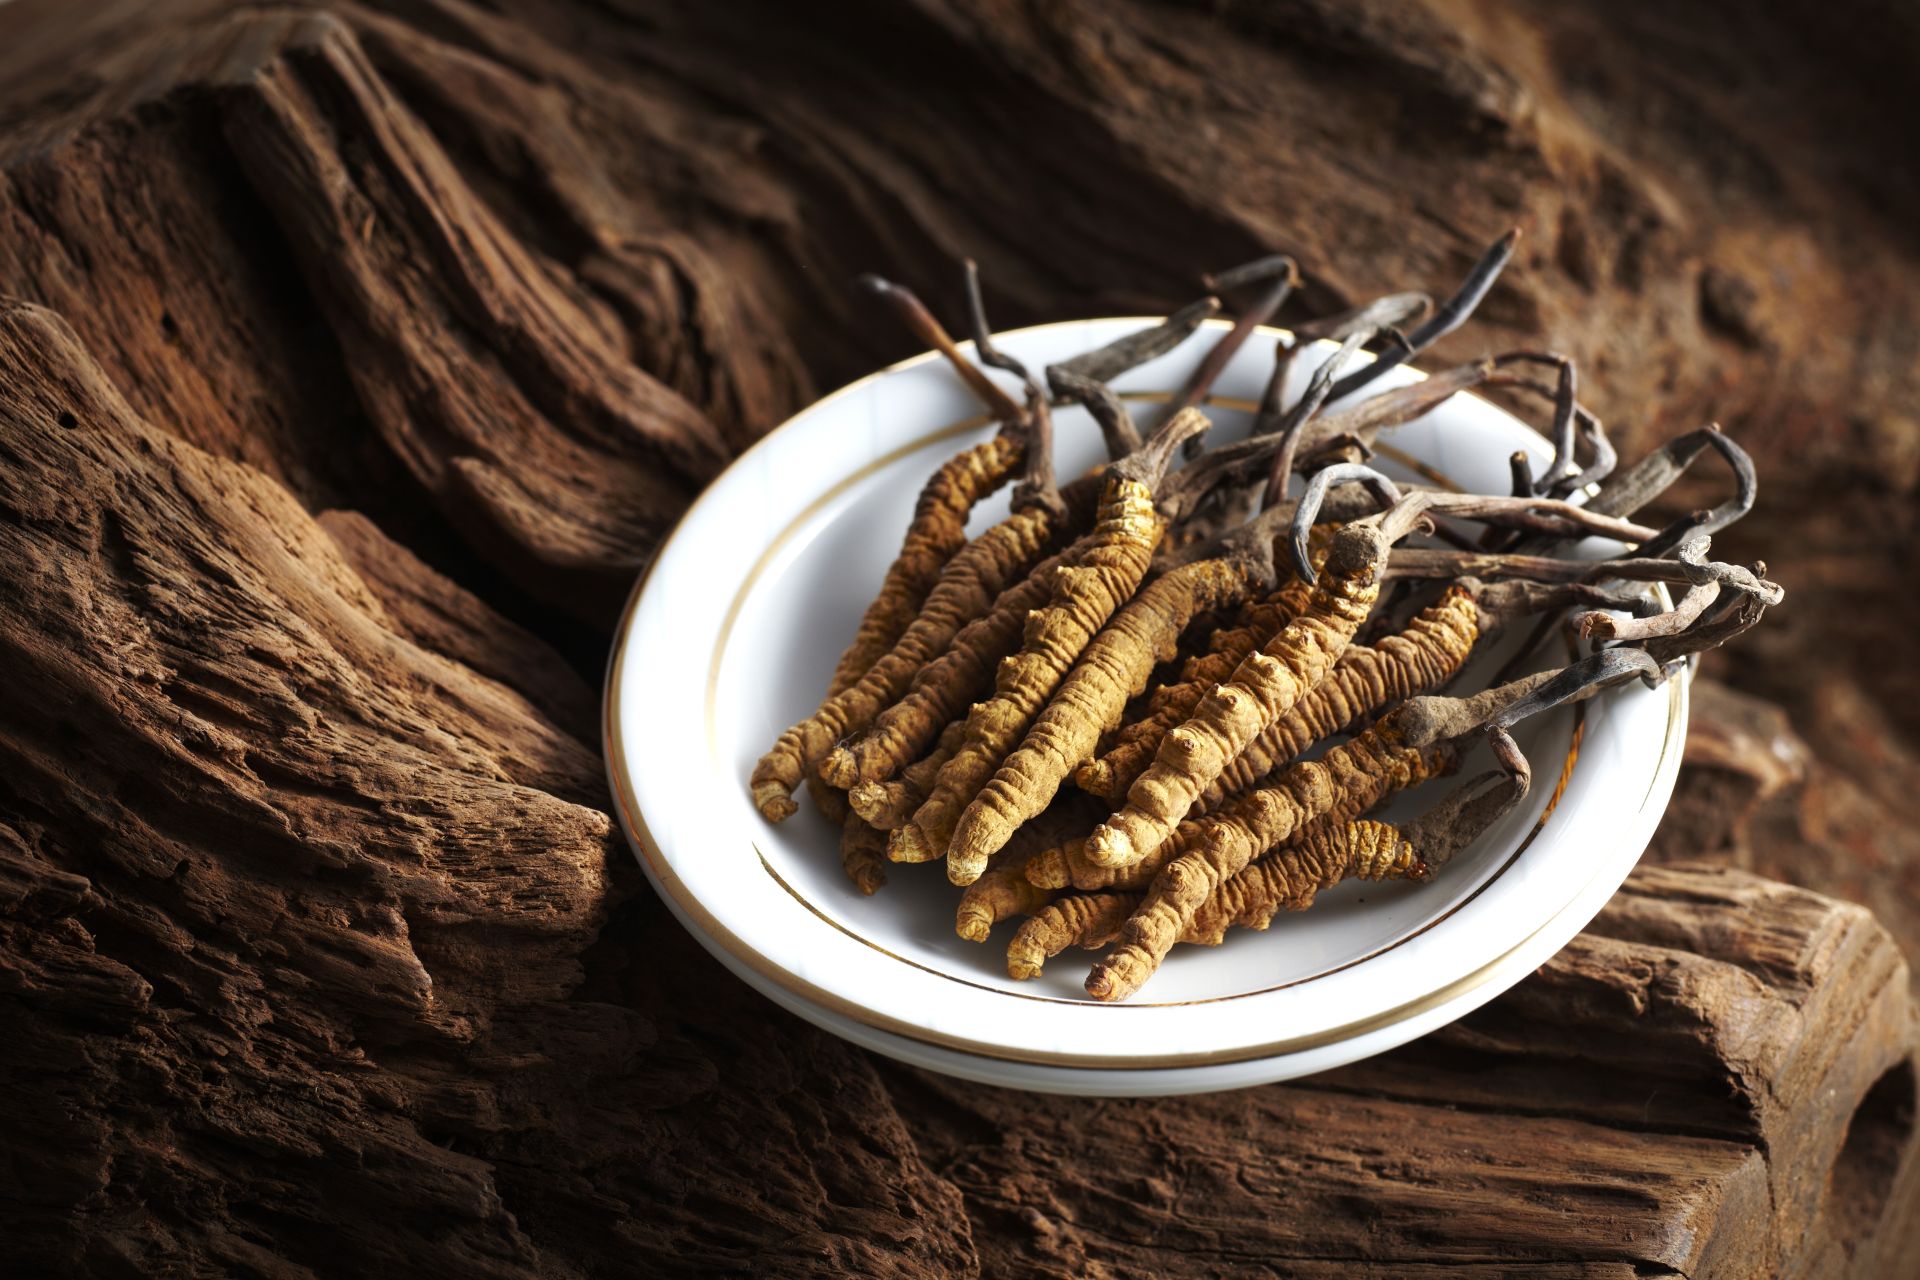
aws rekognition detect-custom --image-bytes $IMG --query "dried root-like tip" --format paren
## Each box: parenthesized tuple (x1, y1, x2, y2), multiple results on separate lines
(1084, 947, 1150, 1002)
(1290, 465, 1401, 582)
(1071, 757, 1122, 804)
(817, 745, 861, 790)
(846, 860, 886, 895)
(1007, 947, 1045, 981)
(849, 779, 915, 830)
(947, 846, 990, 887)
(887, 823, 940, 863)
(1083, 823, 1138, 869)
(955, 904, 993, 943)
(948, 806, 1014, 886)
(752, 783, 798, 823)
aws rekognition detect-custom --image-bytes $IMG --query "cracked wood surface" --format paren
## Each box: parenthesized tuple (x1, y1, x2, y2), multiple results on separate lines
(0, 2, 1917, 1275)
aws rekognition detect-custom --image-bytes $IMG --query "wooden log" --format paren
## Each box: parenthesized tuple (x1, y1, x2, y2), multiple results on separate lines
(1, 1, 1918, 1274)
(893, 863, 1917, 1278)
(0, 286, 1916, 1274)
(0, 300, 975, 1277)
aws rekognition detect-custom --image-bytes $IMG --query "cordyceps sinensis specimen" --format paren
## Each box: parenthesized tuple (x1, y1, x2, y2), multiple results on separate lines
(1187, 577, 1628, 810)
(901, 408, 1210, 882)
(1073, 537, 1326, 805)
(848, 718, 967, 832)
(749, 276, 1055, 821)
(1084, 515, 1397, 872)
(820, 540, 1073, 791)
(1083, 650, 1671, 1001)
(952, 797, 1097, 939)
(945, 549, 1258, 883)
(1026, 688, 1458, 897)
(1084, 705, 1469, 1001)
(824, 434, 1025, 698)
(1008, 817, 1426, 979)
(746, 242, 1780, 1004)
(839, 811, 890, 896)
(954, 849, 1054, 942)
(751, 486, 1070, 820)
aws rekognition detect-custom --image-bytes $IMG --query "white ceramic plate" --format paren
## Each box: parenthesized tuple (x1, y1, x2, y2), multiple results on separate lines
(605, 318, 1688, 1092)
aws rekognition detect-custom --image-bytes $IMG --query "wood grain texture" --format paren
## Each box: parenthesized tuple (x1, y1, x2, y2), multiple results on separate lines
(0, 0, 1916, 1274)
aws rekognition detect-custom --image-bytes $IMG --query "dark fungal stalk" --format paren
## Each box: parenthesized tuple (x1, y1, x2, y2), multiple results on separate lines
(751, 239, 1779, 1003)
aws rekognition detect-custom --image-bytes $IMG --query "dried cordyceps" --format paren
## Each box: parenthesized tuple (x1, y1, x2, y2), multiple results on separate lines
(1185, 576, 1631, 810)
(747, 241, 1782, 1003)
(1196, 584, 1480, 806)
(947, 553, 1257, 879)
(1084, 686, 1509, 1001)
(848, 718, 966, 830)
(825, 434, 1025, 696)
(821, 542, 1072, 789)
(903, 408, 1207, 880)
(839, 811, 889, 896)
(1074, 539, 1324, 804)
(1008, 817, 1425, 978)
(1084, 516, 1397, 872)
(954, 848, 1054, 942)
(751, 493, 1064, 820)
(952, 797, 1099, 938)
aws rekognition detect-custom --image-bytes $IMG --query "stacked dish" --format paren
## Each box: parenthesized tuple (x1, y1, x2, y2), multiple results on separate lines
(604, 319, 1687, 1097)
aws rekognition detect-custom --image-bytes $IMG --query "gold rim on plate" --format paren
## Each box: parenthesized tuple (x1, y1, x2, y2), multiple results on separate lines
(603, 319, 1687, 1070)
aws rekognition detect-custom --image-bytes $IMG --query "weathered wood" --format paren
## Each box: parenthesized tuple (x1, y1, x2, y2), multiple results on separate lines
(892, 865, 1915, 1278)
(1, 0, 1918, 1274)
(0, 302, 975, 1277)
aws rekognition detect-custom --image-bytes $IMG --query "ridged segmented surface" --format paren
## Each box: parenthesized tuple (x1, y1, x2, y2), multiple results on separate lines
(904, 476, 1163, 879)
(949, 555, 1253, 877)
(1086, 727, 1454, 1001)
(749, 502, 1059, 820)
(823, 542, 1069, 789)
(1074, 541, 1324, 804)
(826, 435, 1024, 695)
(1008, 816, 1424, 978)
(1199, 585, 1480, 806)
(1085, 524, 1388, 869)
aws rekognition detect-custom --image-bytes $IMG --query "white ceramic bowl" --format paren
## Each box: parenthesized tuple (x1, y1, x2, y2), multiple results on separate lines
(605, 318, 1687, 1094)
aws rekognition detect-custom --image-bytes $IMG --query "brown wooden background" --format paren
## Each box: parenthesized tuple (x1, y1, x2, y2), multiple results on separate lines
(2, 2, 1918, 1274)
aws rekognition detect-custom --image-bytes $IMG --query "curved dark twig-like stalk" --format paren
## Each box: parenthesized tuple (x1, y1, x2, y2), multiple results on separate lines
(1630, 428, 1759, 558)
(1204, 253, 1301, 295)
(1490, 351, 1579, 494)
(1163, 356, 1499, 524)
(1642, 586, 1771, 668)
(1508, 449, 1537, 498)
(1010, 389, 1064, 518)
(1263, 327, 1374, 509)
(962, 259, 1042, 400)
(1289, 463, 1406, 582)
(1399, 768, 1526, 872)
(858, 274, 1023, 423)
(1161, 256, 1297, 456)
(1049, 296, 1221, 384)
(1044, 300, 1224, 459)
(1287, 464, 1663, 584)
(1047, 365, 1142, 459)
(1257, 293, 1433, 509)
(1322, 228, 1521, 402)
(1253, 291, 1432, 425)
(1348, 646, 1656, 884)
(1384, 542, 1783, 606)
(1587, 424, 1753, 529)
(1485, 648, 1664, 734)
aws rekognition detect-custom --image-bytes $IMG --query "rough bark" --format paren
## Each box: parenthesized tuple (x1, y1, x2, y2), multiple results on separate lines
(1, 0, 1918, 1274)
(894, 865, 1917, 1279)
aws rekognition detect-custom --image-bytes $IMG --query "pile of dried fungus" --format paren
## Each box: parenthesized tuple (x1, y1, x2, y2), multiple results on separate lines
(749, 238, 1781, 1002)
